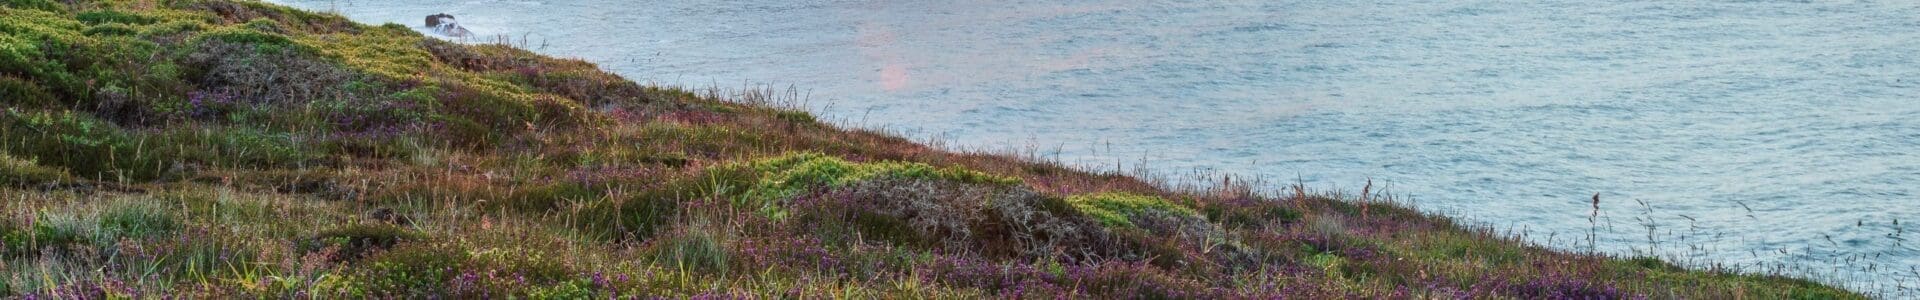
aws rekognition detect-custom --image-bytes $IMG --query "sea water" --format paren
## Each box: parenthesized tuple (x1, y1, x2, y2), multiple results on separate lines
(269, 0, 1920, 294)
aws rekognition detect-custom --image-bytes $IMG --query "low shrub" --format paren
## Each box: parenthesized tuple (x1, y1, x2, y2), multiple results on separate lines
(0, 153, 67, 185)
(569, 193, 681, 241)
(1064, 192, 1200, 228)
(182, 39, 346, 104)
(333, 243, 467, 297)
(1, 0, 63, 12)
(717, 152, 1018, 219)
(798, 178, 1128, 262)
(773, 110, 815, 124)
(195, 26, 305, 53)
(1202, 200, 1301, 229)
(75, 10, 157, 25)
(0, 76, 55, 107)
(302, 223, 421, 261)
(81, 23, 137, 36)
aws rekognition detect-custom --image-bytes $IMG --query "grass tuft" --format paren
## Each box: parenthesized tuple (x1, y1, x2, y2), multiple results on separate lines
(0, 153, 67, 185)
(98, 200, 178, 238)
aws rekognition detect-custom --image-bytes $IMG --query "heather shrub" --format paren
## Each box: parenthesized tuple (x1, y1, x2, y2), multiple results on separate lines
(432, 86, 538, 147)
(81, 23, 136, 36)
(75, 10, 157, 25)
(2, 0, 63, 12)
(1505, 274, 1628, 300)
(527, 68, 652, 108)
(181, 39, 342, 104)
(773, 109, 815, 124)
(717, 152, 1017, 219)
(181, 0, 359, 34)
(302, 223, 420, 261)
(800, 178, 1128, 262)
(416, 38, 508, 72)
(332, 243, 467, 297)
(570, 192, 682, 241)
(202, 19, 297, 41)
(1201, 198, 1301, 229)
(799, 178, 984, 249)
(464, 248, 577, 283)
(982, 190, 1132, 262)
(137, 19, 207, 38)
(1079, 262, 1221, 299)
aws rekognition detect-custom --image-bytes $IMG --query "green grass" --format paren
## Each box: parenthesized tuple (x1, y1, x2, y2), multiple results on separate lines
(98, 200, 179, 238)
(0, 153, 67, 185)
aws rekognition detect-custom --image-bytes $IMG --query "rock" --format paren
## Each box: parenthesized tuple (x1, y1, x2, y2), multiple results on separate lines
(424, 13, 454, 28)
(423, 13, 472, 38)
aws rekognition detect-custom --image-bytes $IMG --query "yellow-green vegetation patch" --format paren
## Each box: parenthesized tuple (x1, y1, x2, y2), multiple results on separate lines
(1305, 252, 1349, 278)
(306, 24, 440, 80)
(75, 9, 157, 25)
(720, 152, 1018, 219)
(2, 0, 65, 13)
(0, 153, 67, 185)
(196, 23, 312, 54)
(302, 223, 422, 261)
(1602, 256, 1861, 299)
(1065, 192, 1200, 227)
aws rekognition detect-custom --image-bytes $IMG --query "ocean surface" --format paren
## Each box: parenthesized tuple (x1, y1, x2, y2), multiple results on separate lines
(270, 0, 1920, 294)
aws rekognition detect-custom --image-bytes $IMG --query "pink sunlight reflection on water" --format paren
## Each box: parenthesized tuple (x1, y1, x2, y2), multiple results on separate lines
(856, 21, 910, 92)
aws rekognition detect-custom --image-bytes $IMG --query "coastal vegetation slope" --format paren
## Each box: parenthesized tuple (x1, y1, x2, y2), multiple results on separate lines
(0, 0, 1859, 298)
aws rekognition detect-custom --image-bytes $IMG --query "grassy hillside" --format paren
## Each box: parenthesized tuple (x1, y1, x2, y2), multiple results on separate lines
(0, 0, 1860, 298)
